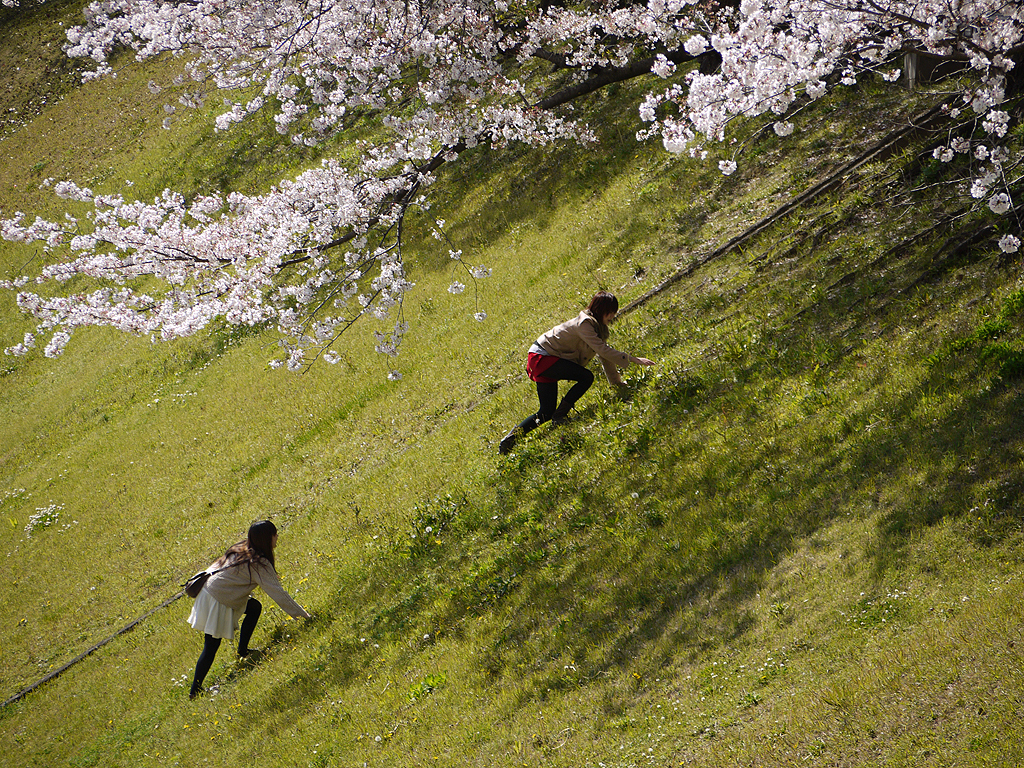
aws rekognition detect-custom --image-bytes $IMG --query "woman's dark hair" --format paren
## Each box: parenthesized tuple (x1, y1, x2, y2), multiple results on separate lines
(222, 520, 277, 569)
(246, 520, 277, 567)
(587, 291, 619, 324)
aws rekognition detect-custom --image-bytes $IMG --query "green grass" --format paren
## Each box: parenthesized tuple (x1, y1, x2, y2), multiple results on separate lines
(2, 3, 1024, 766)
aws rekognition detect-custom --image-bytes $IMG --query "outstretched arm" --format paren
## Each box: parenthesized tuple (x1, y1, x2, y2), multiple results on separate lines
(254, 563, 311, 620)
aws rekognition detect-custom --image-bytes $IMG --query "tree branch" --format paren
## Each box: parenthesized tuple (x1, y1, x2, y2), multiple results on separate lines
(535, 47, 700, 110)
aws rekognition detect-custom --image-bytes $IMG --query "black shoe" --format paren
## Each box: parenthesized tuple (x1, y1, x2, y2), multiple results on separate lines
(550, 407, 573, 426)
(498, 432, 517, 455)
(239, 648, 266, 666)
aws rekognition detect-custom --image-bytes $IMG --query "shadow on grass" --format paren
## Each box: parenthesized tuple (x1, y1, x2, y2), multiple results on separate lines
(408, 86, 680, 277)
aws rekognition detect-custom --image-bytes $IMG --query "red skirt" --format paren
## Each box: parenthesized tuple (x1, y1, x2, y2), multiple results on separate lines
(527, 352, 560, 383)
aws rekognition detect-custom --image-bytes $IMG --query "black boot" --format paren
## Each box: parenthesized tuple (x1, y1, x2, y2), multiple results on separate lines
(499, 413, 544, 454)
(550, 402, 573, 425)
(499, 428, 519, 455)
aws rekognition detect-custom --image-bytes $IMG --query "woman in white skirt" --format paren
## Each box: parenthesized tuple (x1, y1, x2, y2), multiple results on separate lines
(188, 520, 310, 699)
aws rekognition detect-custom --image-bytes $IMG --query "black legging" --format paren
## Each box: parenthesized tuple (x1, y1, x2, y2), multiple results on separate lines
(190, 597, 262, 698)
(514, 357, 594, 435)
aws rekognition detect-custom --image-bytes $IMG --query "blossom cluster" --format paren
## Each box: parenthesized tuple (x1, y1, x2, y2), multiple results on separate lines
(1, 0, 1020, 369)
(639, 0, 1021, 226)
(24, 503, 65, 537)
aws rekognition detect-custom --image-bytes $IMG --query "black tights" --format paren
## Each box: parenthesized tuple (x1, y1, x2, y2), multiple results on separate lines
(514, 357, 594, 436)
(190, 597, 262, 698)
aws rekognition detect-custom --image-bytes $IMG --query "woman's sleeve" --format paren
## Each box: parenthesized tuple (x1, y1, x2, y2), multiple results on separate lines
(576, 321, 630, 384)
(598, 357, 626, 386)
(253, 563, 311, 619)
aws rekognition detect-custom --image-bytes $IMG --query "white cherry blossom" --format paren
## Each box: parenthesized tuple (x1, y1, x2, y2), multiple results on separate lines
(2, 0, 1020, 369)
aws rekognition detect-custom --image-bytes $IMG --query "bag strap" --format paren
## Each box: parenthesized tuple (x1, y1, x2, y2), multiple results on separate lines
(204, 555, 249, 578)
(206, 561, 240, 577)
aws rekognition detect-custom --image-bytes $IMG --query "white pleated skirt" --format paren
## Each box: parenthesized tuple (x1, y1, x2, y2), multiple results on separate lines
(187, 588, 241, 639)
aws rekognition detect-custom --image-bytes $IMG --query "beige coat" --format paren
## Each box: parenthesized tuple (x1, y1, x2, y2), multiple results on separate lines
(536, 310, 631, 385)
(203, 556, 310, 618)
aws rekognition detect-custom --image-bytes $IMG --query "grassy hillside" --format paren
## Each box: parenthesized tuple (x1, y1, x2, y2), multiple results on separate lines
(2, 2, 1023, 766)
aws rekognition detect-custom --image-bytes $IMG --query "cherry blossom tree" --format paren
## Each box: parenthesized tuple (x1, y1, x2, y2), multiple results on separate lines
(1, 0, 1021, 370)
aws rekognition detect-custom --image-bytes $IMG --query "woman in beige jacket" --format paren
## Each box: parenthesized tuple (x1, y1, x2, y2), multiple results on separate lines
(499, 291, 654, 454)
(187, 520, 310, 698)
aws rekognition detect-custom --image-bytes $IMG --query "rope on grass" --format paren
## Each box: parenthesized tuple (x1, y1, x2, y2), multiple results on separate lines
(1, 591, 186, 709)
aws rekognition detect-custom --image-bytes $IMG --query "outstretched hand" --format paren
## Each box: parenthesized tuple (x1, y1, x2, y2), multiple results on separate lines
(634, 357, 655, 366)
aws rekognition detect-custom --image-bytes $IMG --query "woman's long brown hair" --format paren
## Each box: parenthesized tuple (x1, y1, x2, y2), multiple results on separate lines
(219, 520, 277, 570)
(587, 291, 618, 337)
